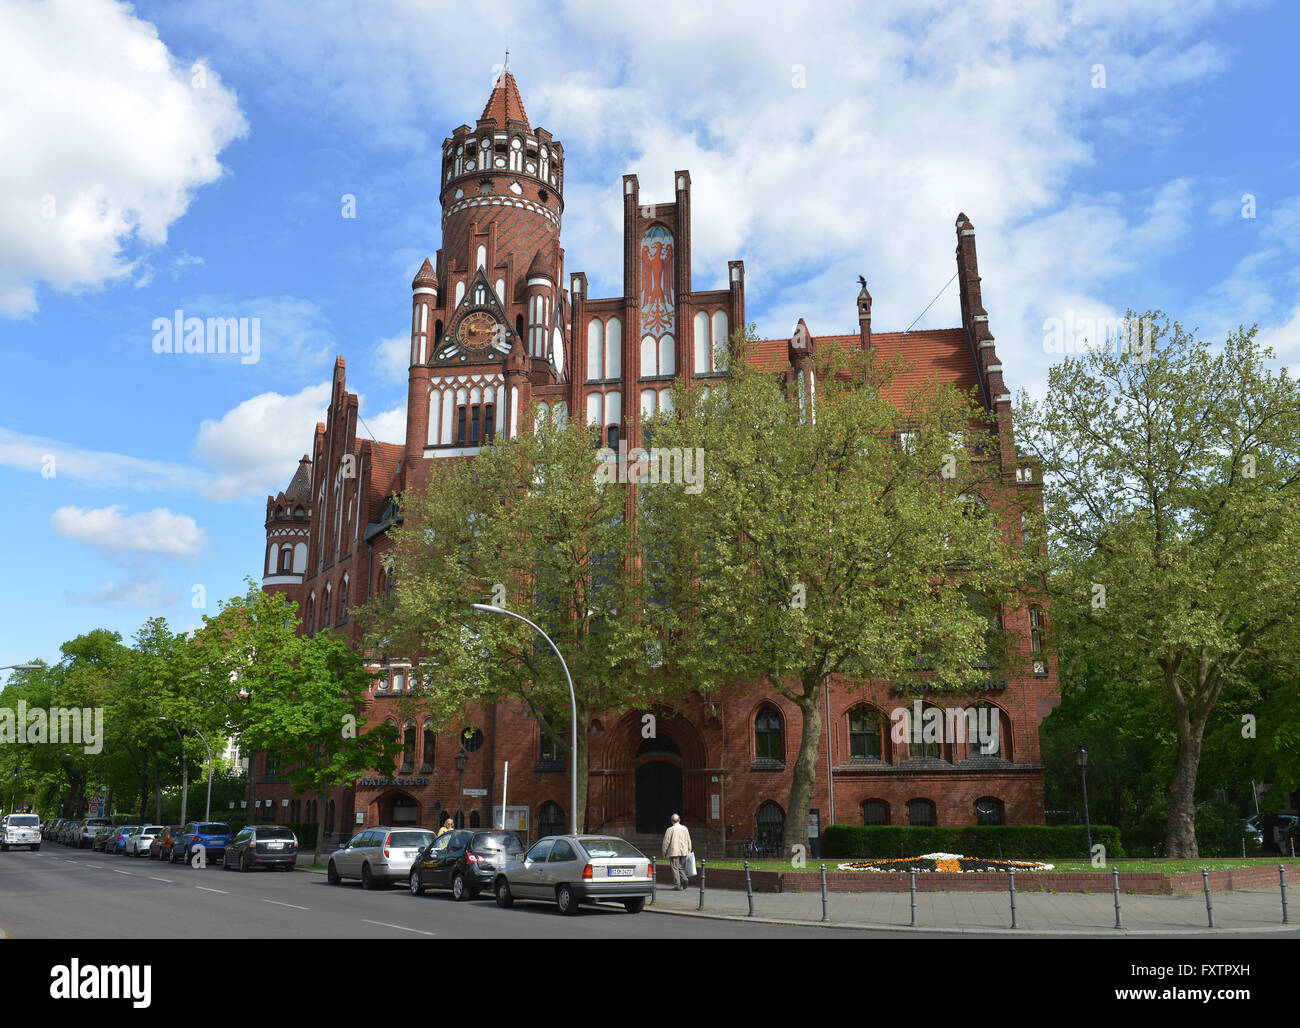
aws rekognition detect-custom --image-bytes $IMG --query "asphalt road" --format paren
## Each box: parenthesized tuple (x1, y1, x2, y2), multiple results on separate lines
(0, 846, 934, 939)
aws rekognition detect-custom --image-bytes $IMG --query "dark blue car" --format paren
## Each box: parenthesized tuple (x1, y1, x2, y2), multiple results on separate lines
(171, 821, 233, 866)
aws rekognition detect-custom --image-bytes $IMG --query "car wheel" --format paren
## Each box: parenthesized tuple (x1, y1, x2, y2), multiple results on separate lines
(222, 851, 232, 871)
(494, 877, 514, 908)
(327, 861, 341, 885)
(410, 869, 425, 896)
(361, 864, 374, 890)
(624, 897, 645, 913)
(240, 852, 251, 873)
(1, 844, 7, 852)
(452, 872, 470, 901)
(556, 883, 580, 916)
(33, 844, 40, 852)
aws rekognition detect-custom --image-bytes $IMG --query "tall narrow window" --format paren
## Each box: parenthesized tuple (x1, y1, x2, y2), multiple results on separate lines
(456, 406, 468, 445)
(848, 707, 882, 760)
(754, 706, 783, 763)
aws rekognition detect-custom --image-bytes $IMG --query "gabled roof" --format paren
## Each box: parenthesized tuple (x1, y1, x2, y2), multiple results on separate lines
(481, 71, 529, 129)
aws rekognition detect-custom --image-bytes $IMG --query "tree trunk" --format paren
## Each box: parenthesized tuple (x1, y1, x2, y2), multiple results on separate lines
(314, 785, 328, 867)
(781, 685, 822, 860)
(152, 751, 163, 822)
(1165, 706, 1208, 858)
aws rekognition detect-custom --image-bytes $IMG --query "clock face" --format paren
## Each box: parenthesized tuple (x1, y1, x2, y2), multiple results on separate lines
(457, 311, 498, 352)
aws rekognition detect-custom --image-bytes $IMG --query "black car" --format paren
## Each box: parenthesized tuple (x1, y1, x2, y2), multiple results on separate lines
(222, 824, 298, 872)
(409, 829, 525, 901)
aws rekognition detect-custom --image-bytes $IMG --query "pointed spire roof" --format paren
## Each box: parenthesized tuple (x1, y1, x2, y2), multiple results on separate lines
(481, 69, 530, 129)
(526, 248, 554, 280)
(412, 258, 437, 290)
(284, 455, 312, 502)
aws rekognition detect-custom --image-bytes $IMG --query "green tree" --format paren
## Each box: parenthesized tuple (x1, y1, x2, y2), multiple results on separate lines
(365, 406, 660, 833)
(1018, 313, 1300, 857)
(639, 329, 1033, 856)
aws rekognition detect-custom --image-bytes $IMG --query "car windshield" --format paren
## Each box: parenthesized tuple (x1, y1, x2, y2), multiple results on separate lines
(257, 827, 296, 839)
(85, 819, 110, 827)
(471, 832, 524, 854)
(196, 823, 231, 835)
(143, 826, 166, 834)
(388, 831, 434, 847)
(9, 815, 38, 827)
(579, 837, 644, 858)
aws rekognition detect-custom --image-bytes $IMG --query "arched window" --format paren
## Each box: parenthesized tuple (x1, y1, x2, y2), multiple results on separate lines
(469, 810, 481, 828)
(338, 575, 349, 623)
(908, 799, 936, 827)
(539, 715, 566, 765)
(278, 546, 292, 573)
(421, 724, 436, 771)
(305, 593, 315, 634)
(754, 705, 783, 764)
(862, 799, 890, 826)
(975, 797, 1004, 826)
(756, 801, 785, 853)
(1030, 607, 1047, 676)
(968, 704, 1005, 759)
(910, 704, 946, 761)
(322, 584, 332, 628)
(537, 801, 564, 839)
(847, 707, 882, 760)
(401, 722, 416, 772)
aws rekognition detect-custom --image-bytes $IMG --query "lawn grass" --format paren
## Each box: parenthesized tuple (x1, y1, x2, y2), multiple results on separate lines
(691, 856, 1300, 874)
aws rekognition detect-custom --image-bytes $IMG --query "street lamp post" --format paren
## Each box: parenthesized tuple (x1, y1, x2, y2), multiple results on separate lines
(471, 603, 579, 834)
(455, 749, 468, 828)
(160, 718, 214, 823)
(1077, 746, 1093, 859)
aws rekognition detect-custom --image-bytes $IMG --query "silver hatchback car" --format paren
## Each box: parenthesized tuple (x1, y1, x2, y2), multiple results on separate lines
(493, 835, 653, 915)
(327, 826, 437, 889)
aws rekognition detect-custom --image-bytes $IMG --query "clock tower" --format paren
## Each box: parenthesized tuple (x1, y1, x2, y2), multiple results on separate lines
(403, 64, 567, 472)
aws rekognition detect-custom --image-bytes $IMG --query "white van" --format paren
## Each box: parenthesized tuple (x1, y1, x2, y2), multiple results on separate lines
(2, 813, 41, 851)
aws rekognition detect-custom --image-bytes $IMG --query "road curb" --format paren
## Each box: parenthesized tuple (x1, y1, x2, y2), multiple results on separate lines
(643, 904, 1300, 936)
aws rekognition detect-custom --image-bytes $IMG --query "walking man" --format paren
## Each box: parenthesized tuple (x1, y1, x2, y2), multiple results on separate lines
(662, 813, 692, 890)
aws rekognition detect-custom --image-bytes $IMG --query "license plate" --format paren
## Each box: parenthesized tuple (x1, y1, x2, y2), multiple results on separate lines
(607, 866, 634, 877)
(404, 851, 416, 858)
(267, 842, 284, 849)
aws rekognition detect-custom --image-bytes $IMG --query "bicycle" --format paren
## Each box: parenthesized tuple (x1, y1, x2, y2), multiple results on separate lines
(742, 837, 762, 859)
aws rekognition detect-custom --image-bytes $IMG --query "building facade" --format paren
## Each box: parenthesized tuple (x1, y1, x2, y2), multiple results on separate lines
(255, 70, 1059, 855)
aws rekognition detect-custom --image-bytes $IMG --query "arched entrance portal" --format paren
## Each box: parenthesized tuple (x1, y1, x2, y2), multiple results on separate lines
(378, 791, 420, 826)
(635, 735, 683, 834)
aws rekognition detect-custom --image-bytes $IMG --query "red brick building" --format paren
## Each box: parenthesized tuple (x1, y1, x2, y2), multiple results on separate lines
(256, 69, 1059, 856)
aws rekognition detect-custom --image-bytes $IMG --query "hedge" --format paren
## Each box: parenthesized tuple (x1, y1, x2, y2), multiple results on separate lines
(820, 824, 1125, 860)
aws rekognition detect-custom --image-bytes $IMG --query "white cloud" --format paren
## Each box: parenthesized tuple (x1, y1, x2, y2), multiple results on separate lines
(373, 332, 411, 384)
(361, 402, 407, 445)
(191, 383, 331, 500)
(0, 426, 209, 493)
(0, 0, 247, 316)
(65, 578, 185, 607)
(50, 504, 206, 557)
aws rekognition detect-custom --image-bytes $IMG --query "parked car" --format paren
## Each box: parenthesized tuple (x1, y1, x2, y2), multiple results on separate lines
(152, 827, 183, 861)
(409, 829, 524, 901)
(58, 819, 80, 845)
(327, 826, 436, 889)
(1280, 821, 1300, 856)
(125, 826, 167, 858)
(2, 813, 42, 851)
(77, 818, 112, 849)
(91, 825, 117, 851)
(223, 825, 299, 872)
(492, 834, 653, 915)
(105, 826, 139, 855)
(43, 818, 64, 842)
(171, 822, 233, 865)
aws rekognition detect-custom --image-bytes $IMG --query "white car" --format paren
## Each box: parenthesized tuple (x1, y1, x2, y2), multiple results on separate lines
(126, 825, 168, 857)
(2, 813, 42, 851)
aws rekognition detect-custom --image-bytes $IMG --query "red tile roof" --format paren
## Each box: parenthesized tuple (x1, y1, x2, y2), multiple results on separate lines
(481, 71, 529, 128)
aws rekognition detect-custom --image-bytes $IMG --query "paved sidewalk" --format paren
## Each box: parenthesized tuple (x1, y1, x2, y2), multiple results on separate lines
(644, 881, 1300, 936)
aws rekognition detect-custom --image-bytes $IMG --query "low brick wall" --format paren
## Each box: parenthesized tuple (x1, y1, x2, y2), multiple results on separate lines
(655, 862, 1300, 895)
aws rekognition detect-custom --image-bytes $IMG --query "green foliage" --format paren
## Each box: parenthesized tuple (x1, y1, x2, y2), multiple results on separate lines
(821, 824, 1124, 860)
(1019, 312, 1300, 857)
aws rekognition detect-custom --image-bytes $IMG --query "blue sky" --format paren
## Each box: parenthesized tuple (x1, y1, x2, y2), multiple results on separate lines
(1, 0, 1297, 667)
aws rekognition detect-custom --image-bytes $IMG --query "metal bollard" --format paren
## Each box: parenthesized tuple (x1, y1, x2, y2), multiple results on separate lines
(1281, 864, 1289, 925)
(744, 860, 755, 917)
(1112, 866, 1122, 929)
(1202, 868, 1214, 928)
(698, 858, 706, 910)
(909, 869, 917, 927)
(820, 863, 829, 923)
(1242, 838, 1247, 858)
(1008, 870, 1018, 929)
(650, 857, 656, 906)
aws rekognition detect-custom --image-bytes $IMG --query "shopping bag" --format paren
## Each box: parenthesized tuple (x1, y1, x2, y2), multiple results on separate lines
(684, 851, 696, 877)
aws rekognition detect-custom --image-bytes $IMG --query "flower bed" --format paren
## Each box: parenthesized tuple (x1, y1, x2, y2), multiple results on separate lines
(837, 851, 1055, 873)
